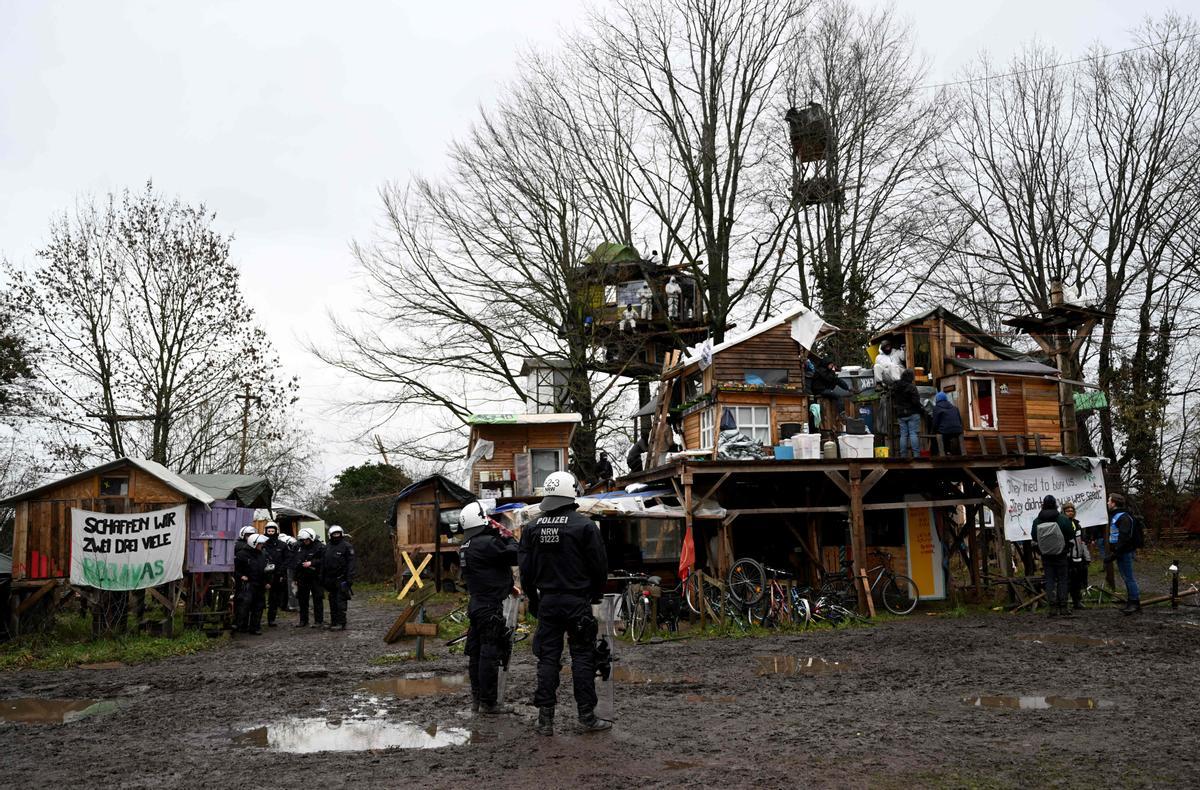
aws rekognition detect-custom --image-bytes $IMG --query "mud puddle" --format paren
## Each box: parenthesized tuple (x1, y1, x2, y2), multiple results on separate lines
(358, 672, 470, 698)
(1, 699, 117, 724)
(1015, 634, 1124, 647)
(235, 718, 472, 752)
(755, 656, 850, 676)
(560, 665, 699, 684)
(964, 695, 1115, 710)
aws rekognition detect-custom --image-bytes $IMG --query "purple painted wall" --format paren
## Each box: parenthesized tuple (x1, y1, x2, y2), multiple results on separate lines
(187, 500, 255, 573)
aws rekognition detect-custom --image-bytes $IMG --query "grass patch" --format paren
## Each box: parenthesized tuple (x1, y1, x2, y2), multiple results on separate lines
(369, 651, 434, 666)
(0, 614, 224, 672)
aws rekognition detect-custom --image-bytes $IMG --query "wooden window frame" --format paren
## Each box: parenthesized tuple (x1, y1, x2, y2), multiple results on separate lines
(966, 376, 998, 431)
(529, 448, 563, 493)
(730, 405, 772, 445)
(700, 407, 715, 450)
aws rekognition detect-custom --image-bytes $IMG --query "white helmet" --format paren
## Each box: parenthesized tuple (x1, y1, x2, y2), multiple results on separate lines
(457, 501, 489, 537)
(298, 527, 316, 542)
(249, 533, 269, 549)
(264, 521, 279, 534)
(328, 525, 344, 537)
(240, 525, 257, 539)
(541, 471, 579, 510)
(279, 534, 296, 546)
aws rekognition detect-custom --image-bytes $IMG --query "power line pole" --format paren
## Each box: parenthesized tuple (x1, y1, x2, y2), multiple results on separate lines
(236, 384, 261, 474)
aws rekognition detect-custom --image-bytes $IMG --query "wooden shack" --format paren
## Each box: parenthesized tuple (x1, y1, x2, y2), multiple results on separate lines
(466, 413, 581, 498)
(663, 306, 837, 458)
(869, 308, 1064, 454)
(387, 475, 475, 592)
(0, 457, 216, 636)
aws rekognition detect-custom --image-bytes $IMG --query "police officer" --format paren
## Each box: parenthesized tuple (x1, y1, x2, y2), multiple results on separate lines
(294, 528, 325, 628)
(236, 533, 269, 635)
(262, 522, 288, 627)
(458, 501, 519, 715)
(519, 471, 610, 736)
(232, 525, 257, 632)
(321, 525, 355, 630)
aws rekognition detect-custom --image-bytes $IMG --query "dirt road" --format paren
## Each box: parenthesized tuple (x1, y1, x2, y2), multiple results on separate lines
(2, 587, 1199, 789)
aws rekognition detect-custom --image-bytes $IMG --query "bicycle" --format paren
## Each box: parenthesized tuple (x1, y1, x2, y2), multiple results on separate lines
(727, 559, 811, 628)
(681, 570, 752, 633)
(820, 551, 919, 615)
(609, 570, 665, 643)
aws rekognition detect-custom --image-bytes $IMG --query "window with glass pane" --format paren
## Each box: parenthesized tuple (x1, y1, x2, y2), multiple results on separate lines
(731, 405, 771, 444)
(968, 377, 996, 430)
(911, 328, 932, 372)
(530, 449, 561, 490)
(700, 407, 715, 449)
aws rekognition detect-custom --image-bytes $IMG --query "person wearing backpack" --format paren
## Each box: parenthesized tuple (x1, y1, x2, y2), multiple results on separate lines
(1062, 502, 1090, 610)
(1032, 495, 1076, 617)
(1105, 493, 1141, 615)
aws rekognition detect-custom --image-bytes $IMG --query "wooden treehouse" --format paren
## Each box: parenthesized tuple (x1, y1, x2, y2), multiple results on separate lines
(0, 458, 272, 637)
(868, 307, 1070, 455)
(465, 412, 580, 499)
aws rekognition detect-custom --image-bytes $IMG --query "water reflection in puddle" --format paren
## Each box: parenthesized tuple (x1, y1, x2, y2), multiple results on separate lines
(358, 672, 470, 698)
(755, 656, 849, 676)
(964, 695, 1115, 710)
(1015, 634, 1124, 647)
(236, 718, 472, 752)
(0, 699, 116, 723)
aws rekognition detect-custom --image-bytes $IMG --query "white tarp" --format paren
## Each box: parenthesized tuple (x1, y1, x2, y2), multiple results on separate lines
(996, 460, 1108, 541)
(70, 505, 187, 590)
(790, 309, 826, 351)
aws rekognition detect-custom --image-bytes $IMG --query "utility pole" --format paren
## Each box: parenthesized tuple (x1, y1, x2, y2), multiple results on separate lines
(236, 384, 261, 474)
(374, 435, 391, 466)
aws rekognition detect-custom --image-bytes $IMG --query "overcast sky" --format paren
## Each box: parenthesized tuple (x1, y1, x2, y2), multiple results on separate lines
(0, 0, 1185, 488)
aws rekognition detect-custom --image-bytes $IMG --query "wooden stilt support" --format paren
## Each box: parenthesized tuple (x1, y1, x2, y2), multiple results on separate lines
(847, 464, 870, 616)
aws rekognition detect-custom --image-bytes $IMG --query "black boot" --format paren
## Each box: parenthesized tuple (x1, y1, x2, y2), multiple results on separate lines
(578, 711, 613, 733)
(535, 707, 554, 736)
(1060, 603, 1073, 617)
(471, 696, 480, 714)
(1122, 600, 1141, 615)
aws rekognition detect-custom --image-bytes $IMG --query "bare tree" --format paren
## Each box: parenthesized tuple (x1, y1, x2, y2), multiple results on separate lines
(313, 68, 639, 479)
(6, 183, 310, 481)
(927, 13, 1200, 497)
(586, 0, 811, 342)
(776, 1, 944, 360)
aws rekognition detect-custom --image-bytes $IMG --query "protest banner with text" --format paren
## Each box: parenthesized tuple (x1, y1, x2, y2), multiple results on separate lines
(996, 460, 1107, 541)
(70, 505, 187, 590)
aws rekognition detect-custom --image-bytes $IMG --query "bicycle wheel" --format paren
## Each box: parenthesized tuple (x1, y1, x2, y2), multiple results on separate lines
(630, 597, 651, 642)
(791, 594, 812, 628)
(728, 558, 767, 606)
(881, 575, 919, 615)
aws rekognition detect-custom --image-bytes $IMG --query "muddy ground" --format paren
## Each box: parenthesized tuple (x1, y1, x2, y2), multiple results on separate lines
(3, 571, 1200, 790)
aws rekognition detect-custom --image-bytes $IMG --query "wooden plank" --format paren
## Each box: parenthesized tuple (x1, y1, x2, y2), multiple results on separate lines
(823, 470, 850, 497)
(16, 580, 57, 616)
(12, 501, 28, 581)
(402, 622, 439, 637)
(848, 467, 869, 615)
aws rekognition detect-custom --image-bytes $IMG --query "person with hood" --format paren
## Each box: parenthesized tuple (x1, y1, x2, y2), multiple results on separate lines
(294, 527, 325, 628)
(235, 533, 270, 634)
(893, 369, 924, 458)
(931, 391, 963, 455)
(519, 471, 610, 736)
(321, 525, 356, 630)
(873, 341, 904, 386)
(1105, 493, 1141, 615)
(458, 501, 520, 715)
(1031, 495, 1076, 617)
(811, 357, 851, 419)
(262, 522, 288, 627)
(1062, 502, 1090, 610)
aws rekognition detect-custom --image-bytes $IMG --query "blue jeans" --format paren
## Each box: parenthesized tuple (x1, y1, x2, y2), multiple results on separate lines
(898, 414, 921, 458)
(1115, 551, 1139, 602)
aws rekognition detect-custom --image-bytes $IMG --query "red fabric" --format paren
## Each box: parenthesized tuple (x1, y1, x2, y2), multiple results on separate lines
(678, 526, 695, 581)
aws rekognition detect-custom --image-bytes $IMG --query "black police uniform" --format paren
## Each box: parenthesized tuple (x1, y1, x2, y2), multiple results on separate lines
(263, 533, 289, 625)
(518, 502, 608, 719)
(295, 538, 325, 626)
(234, 543, 268, 633)
(460, 526, 519, 708)
(321, 536, 356, 628)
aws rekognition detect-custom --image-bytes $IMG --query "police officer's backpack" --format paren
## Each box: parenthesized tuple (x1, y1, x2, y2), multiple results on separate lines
(1034, 519, 1065, 556)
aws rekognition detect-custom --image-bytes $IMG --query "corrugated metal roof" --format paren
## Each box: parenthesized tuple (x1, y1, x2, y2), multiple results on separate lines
(0, 457, 215, 507)
(180, 473, 273, 508)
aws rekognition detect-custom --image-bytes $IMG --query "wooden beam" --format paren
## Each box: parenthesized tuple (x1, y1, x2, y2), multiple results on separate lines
(725, 506, 849, 518)
(862, 497, 985, 511)
(16, 580, 57, 616)
(698, 472, 731, 504)
(859, 467, 887, 498)
(823, 470, 850, 497)
(847, 466, 869, 616)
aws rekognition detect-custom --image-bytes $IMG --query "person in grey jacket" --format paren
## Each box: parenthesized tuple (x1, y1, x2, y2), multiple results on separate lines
(1062, 502, 1090, 610)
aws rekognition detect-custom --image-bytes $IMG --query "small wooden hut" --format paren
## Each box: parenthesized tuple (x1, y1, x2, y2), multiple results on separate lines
(387, 475, 475, 592)
(466, 413, 581, 498)
(0, 457, 217, 636)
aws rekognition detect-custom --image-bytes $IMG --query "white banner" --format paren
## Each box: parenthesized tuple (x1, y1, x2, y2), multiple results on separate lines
(70, 505, 187, 590)
(996, 460, 1107, 541)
